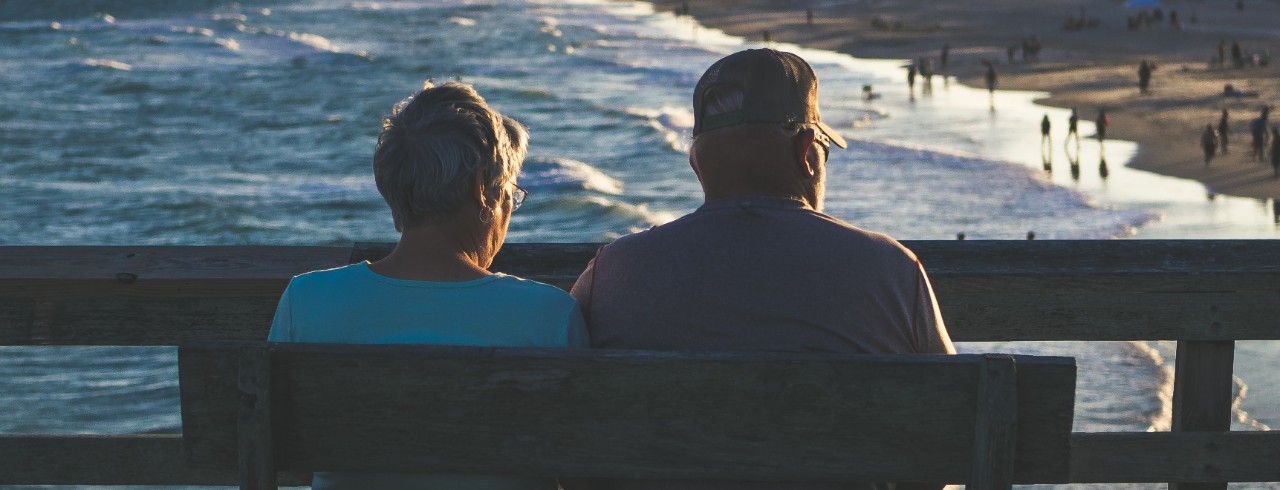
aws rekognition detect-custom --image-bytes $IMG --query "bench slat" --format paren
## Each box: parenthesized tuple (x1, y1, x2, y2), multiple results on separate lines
(7, 431, 1277, 485)
(180, 344, 1074, 484)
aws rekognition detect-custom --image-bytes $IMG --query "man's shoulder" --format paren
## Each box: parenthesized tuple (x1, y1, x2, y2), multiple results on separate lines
(803, 211, 920, 263)
(604, 204, 918, 264)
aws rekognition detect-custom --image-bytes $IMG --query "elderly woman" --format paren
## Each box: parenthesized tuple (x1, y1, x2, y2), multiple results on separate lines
(268, 81, 586, 490)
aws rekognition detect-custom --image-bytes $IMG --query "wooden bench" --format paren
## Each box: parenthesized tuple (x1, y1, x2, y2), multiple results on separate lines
(7, 241, 1280, 487)
(178, 341, 1077, 490)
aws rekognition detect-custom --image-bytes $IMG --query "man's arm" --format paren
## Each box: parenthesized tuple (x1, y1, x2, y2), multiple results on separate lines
(914, 260, 955, 354)
(569, 247, 602, 327)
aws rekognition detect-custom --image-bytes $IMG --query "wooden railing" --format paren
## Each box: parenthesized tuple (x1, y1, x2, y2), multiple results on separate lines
(2, 241, 1279, 487)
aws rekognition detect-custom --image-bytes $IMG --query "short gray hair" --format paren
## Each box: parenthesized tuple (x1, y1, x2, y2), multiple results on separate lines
(373, 80, 528, 229)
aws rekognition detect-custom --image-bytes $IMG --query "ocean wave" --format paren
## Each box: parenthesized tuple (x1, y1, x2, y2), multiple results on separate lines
(1125, 340, 1175, 431)
(0, 0, 263, 21)
(80, 58, 132, 71)
(447, 16, 476, 27)
(511, 194, 677, 242)
(620, 105, 694, 153)
(521, 157, 623, 195)
(236, 25, 374, 62)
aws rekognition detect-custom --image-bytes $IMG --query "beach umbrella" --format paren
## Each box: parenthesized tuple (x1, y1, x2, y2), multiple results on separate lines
(1123, 0, 1162, 7)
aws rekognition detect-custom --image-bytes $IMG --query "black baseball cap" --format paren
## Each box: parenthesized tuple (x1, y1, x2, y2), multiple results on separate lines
(692, 48, 847, 149)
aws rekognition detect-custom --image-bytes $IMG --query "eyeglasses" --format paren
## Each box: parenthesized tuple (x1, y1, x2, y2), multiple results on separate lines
(812, 130, 832, 161)
(511, 184, 528, 211)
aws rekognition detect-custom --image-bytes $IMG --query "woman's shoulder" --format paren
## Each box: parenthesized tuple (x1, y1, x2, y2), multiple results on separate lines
(287, 262, 367, 288)
(487, 274, 575, 304)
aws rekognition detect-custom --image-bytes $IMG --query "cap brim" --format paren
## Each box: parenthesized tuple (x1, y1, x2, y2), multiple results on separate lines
(815, 120, 848, 149)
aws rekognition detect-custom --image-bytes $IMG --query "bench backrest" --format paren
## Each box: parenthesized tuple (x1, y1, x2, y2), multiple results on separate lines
(179, 342, 1076, 489)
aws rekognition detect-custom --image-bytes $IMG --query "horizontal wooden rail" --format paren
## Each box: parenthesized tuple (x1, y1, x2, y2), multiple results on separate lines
(3, 432, 1276, 486)
(1069, 432, 1280, 483)
(3, 241, 1280, 345)
(0, 434, 308, 486)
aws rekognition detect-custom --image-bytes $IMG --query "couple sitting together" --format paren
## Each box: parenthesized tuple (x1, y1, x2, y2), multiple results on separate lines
(268, 49, 955, 490)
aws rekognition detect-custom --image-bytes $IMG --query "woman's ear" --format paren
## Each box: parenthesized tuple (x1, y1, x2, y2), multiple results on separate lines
(792, 128, 819, 178)
(473, 172, 489, 209)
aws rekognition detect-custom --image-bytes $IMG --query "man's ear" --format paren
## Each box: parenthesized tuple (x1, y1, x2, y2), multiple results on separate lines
(792, 128, 819, 178)
(688, 147, 703, 184)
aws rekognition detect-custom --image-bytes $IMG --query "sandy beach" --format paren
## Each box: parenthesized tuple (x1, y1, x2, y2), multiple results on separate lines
(650, 0, 1280, 201)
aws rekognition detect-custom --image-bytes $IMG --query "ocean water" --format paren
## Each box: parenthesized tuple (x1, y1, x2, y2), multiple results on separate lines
(1, 0, 1277, 488)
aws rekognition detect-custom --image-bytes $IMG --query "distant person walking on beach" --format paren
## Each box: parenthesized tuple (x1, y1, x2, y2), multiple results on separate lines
(1201, 124, 1218, 165)
(1271, 127, 1280, 177)
(1096, 109, 1109, 143)
(1041, 114, 1052, 148)
(1251, 107, 1269, 162)
(1232, 41, 1244, 68)
(1067, 107, 1080, 146)
(919, 57, 934, 91)
(907, 63, 917, 93)
(985, 64, 997, 95)
(1218, 109, 1231, 154)
(941, 43, 950, 68)
(567, 50, 954, 490)
(1138, 60, 1153, 94)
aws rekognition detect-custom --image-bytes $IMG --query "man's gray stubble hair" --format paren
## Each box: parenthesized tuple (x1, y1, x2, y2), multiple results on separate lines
(373, 80, 528, 230)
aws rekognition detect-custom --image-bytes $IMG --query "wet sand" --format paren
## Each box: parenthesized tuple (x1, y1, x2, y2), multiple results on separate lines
(649, 0, 1280, 201)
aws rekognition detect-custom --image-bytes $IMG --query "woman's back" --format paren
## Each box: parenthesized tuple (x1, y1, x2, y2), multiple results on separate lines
(269, 262, 587, 490)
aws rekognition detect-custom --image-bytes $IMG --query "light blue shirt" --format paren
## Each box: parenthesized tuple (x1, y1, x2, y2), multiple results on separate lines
(269, 262, 588, 490)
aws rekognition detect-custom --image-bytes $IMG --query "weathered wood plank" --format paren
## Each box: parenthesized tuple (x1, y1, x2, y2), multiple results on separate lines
(1070, 432, 1280, 483)
(180, 344, 1075, 484)
(5, 292, 1278, 344)
(0, 298, 278, 345)
(968, 355, 1018, 489)
(1169, 341, 1236, 490)
(7, 431, 1277, 485)
(0, 434, 307, 486)
(0, 245, 349, 287)
(1010, 354, 1075, 484)
(5, 241, 1280, 345)
(938, 292, 1280, 341)
(8, 241, 1280, 293)
(238, 345, 276, 490)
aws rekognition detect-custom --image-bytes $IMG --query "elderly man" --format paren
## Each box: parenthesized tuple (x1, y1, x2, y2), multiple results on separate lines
(568, 49, 954, 490)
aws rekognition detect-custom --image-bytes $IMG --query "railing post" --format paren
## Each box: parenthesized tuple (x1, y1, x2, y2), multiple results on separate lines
(969, 355, 1018, 490)
(1169, 340, 1235, 490)
(237, 345, 276, 490)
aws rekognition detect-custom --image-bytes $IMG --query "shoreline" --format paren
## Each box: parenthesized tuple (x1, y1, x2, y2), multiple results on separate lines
(646, 0, 1280, 202)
